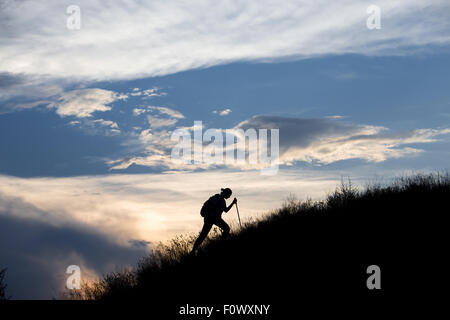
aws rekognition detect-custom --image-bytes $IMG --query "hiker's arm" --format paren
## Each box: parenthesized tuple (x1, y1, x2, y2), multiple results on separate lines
(224, 198, 237, 213)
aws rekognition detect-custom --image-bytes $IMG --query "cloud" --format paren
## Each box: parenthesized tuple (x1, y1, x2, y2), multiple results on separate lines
(133, 108, 147, 116)
(0, 73, 63, 101)
(148, 106, 184, 119)
(0, 192, 149, 299)
(147, 115, 178, 129)
(107, 115, 450, 172)
(0, 72, 65, 114)
(68, 120, 81, 126)
(142, 88, 167, 98)
(236, 116, 450, 165)
(213, 108, 232, 116)
(108, 127, 180, 170)
(92, 119, 119, 129)
(48, 88, 127, 118)
(0, 1, 449, 80)
(0, 74, 128, 121)
(129, 87, 167, 98)
(133, 105, 184, 119)
(68, 118, 121, 136)
(0, 170, 341, 239)
(129, 239, 152, 248)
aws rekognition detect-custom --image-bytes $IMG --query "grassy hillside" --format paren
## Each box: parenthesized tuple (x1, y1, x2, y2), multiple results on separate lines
(68, 173, 449, 307)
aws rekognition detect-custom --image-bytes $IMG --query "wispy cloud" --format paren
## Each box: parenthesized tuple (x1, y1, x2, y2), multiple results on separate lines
(68, 118, 121, 136)
(1, 1, 449, 80)
(149, 106, 184, 119)
(213, 108, 232, 116)
(93, 119, 119, 129)
(133, 108, 147, 116)
(129, 87, 166, 98)
(48, 88, 127, 118)
(147, 115, 178, 129)
(145, 106, 185, 129)
(108, 115, 450, 172)
(133, 105, 184, 119)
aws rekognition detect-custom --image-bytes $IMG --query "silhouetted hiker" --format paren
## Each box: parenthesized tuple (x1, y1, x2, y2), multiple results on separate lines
(191, 188, 237, 253)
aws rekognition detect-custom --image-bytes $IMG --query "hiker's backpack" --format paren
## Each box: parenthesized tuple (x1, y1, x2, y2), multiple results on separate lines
(200, 195, 216, 217)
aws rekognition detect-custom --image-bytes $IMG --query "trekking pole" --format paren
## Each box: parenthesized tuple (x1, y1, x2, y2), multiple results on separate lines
(235, 202, 242, 228)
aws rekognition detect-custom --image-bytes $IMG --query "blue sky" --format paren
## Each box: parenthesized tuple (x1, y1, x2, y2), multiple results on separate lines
(1, 0, 450, 298)
(2, 53, 450, 177)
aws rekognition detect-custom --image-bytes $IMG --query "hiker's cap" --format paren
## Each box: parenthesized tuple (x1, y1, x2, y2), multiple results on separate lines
(221, 188, 232, 197)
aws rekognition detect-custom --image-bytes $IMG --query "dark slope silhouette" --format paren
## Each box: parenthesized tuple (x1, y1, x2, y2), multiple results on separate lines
(69, 173, 449, 314)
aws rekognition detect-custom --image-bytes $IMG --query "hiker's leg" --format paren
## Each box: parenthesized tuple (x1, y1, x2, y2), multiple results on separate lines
(192, 220, 213, 252)
(214, 218, 230, 239)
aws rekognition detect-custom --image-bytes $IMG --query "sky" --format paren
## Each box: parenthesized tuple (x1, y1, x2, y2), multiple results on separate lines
(1, 0, 450, 299)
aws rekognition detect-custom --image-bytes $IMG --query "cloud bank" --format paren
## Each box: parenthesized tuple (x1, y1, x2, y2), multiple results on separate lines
(236, 116, 450, 165)
(1, 0, 449, 80)
(0, 192, 149, 299)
